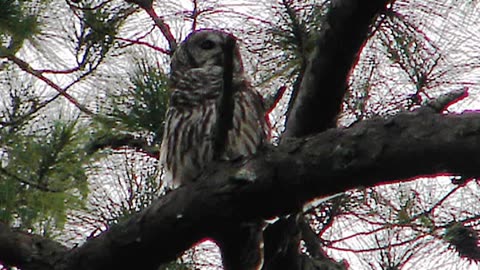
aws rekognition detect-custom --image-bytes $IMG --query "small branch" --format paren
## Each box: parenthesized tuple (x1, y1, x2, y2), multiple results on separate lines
(213, 35, 236, 160)
(191, 0, 199, 31)
(0, 167, 64, 193)
(425, 87, 469, 113)
(5, 55, 94, 116)
(35, 66, 82, 74)
(146, 8, 177, 53)
(421, 184, 463, 217)
(115, 36, 170, 55)
(126, 0, 177, 53)
(85, 133, 159, 158)
(299, 217, 328, 259)
(265, 86, 288, 116)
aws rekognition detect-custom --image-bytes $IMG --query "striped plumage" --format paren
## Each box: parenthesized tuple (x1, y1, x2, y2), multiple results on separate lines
(159, 29, 268, 189)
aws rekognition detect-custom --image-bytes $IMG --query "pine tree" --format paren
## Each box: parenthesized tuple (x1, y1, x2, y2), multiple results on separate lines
(1, 0, 480, 269)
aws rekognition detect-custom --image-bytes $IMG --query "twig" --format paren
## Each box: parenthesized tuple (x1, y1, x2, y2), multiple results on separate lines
(126, 0, 177, 53)
(425, 87, 469, 113)
(146, 8, 177, 53)
(298, 217, 329, 259)
(0, 167, 63, 193)
(115, 36, 170, 55)
(5, 55, 94, 115)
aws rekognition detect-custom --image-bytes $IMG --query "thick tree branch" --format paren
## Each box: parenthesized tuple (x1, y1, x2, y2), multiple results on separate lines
(276, 0, 391, 267)
(283, 0, 391, 138)
(5, 110, 477, 270)
(0, 223, 67, 270)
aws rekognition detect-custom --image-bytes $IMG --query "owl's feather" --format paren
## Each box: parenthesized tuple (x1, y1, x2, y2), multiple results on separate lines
(158, 29, 267, 270)
(159, 29, 268, 188)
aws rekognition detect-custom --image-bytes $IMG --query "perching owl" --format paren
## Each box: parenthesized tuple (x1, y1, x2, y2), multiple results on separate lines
(159, 29, 268, 189)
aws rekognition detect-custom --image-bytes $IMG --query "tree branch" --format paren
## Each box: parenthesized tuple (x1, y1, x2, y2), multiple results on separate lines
(4, 55, 94, 116)
(0, 223, 67, 270)
(275, 0, 392, 267)
(85, 133, 159, 158)
(126, 0, 177, 53)
(0, 167, 64, 193)
(283, 0, 392, 138)
(5, 110, 476, 270)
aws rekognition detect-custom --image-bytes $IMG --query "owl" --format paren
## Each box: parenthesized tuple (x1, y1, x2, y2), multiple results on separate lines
(159, 28, 267, 270)
(159, 29, 268, 189)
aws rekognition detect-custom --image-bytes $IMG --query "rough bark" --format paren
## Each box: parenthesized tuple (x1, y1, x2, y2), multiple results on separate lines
(0, 223, 67, 270)
(283, 0, 391, 138)
(274, 0, 392, 267)
(2, 110, 480, 270)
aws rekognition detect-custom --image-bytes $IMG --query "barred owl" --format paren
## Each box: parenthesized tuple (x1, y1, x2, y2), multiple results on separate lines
(159, 29, 268, 189)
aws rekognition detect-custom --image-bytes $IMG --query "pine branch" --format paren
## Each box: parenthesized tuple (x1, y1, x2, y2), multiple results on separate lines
(4, 55, 94, 116)
(283, 0, 393, 138)
(0, 223, 67, 270)
(273, 0, 392, 268)
(126, 0, 177, 53)
(0, 167, 64, 193)
(4, 110, 479, 270)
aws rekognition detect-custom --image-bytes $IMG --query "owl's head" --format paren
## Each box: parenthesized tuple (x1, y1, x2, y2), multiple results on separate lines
(170, 29, 244, 75)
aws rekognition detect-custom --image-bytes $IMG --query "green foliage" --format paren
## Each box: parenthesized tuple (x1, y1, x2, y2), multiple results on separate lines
(257, 0, 329, 107)
(444, 222, 480, 262)
(0, 0, 43, 54)
(269, 1, 328, 70)
(0, 68, 41, 127)
(113, 60, 169, 137)
(380, 13, 440, 92)
(88, 60, 169, 154)
(0, 118, 92, 234)
(75, 1, 131, 69)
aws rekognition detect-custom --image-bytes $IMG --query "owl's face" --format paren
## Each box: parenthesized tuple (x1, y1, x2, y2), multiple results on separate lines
(170, 29, 244, 76)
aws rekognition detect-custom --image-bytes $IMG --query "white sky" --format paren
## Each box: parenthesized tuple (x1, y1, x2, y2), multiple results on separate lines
(2, 0, 480, 269)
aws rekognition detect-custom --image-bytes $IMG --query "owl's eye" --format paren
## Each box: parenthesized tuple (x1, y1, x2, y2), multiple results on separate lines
(199, 39, 216, 50)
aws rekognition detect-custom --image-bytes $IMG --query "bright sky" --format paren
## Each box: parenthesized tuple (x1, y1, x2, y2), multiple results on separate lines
(3, 0, 480, 269)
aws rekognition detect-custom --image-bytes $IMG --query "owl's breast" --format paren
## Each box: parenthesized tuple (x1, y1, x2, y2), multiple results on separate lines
(170, 68, 223, 108)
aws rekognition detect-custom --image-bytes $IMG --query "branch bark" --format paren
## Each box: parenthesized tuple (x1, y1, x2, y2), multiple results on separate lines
(3, 110, 480, 270)
(4, 55, 94, 116)
(0, 223, 67, 270)
(283, 0, 392, 138)
(275, 0, 392, 267)
(126, 0, 177, 53)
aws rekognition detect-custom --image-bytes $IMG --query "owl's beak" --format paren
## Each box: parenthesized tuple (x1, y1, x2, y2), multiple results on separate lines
(204, 54, 223, 68)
